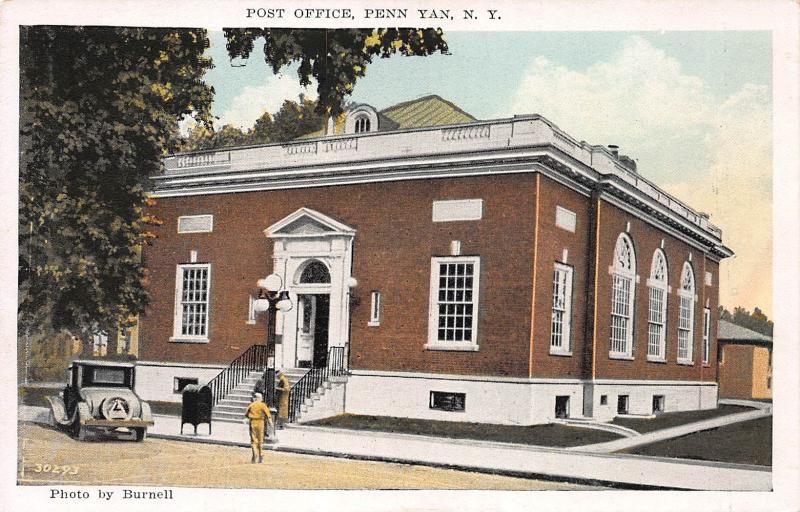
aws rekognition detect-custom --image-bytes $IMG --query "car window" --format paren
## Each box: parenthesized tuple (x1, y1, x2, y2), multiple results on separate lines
(90, 368, 126, 385)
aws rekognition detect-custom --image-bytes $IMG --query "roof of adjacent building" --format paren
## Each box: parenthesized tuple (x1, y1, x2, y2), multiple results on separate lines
(299, 94, 476, 138)
(718, 320, 773, 344)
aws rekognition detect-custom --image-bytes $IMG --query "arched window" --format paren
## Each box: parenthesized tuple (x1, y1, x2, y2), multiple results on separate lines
(677, 262, 695, 362)
(354, 115, 371, 133)
(299, 260, 330, 284)
(647, 249, 668, 359)
(610, 233, 636, 357)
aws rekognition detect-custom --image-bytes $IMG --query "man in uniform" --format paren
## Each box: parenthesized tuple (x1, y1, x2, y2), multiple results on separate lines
(275, 369, 291, 429)
(243, 392, 273, 463)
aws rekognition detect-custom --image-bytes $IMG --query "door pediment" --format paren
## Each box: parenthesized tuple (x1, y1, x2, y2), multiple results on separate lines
(266, 207, 355, 238)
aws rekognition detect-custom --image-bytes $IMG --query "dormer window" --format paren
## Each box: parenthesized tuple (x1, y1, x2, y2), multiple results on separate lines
(344, 105, 379, 134)
(354, 116, 371, 133)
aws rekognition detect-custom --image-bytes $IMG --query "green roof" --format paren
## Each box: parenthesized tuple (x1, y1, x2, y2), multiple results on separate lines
(379, 95, 476, 129)
(297, 95, 476, 139)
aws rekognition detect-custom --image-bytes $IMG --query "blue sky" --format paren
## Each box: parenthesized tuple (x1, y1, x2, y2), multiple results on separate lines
(201, 30, 773, 313)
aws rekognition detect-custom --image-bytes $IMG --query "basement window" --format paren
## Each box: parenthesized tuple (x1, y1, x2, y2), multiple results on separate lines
(600, 395, 608, 406)
(174, 377, 198, 394)
(430, 391, 466, 412)
(652, 395, 665, 414)
(617, 395, 629, 415)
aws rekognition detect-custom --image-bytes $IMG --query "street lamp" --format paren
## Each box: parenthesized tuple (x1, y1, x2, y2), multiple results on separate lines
(253, 273, 293, 408)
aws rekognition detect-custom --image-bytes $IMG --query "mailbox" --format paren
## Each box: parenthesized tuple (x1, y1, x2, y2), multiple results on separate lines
(181, 384, 212, 435)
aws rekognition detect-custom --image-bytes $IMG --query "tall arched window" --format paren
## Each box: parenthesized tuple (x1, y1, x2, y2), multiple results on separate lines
(647, 249, 668, 360)
(610, 233, 636, 357)
(677, 262, 696, 363)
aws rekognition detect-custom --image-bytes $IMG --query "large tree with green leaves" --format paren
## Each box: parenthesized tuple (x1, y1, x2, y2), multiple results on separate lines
(223, 28, 448, 117)
(19, 26, 215, 350)
(20, 26, 447, 359)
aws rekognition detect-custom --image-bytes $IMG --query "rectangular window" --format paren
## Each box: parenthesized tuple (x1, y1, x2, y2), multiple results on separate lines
(702, 307, 711, 364)
(555, 206, 577, 232)
(550, 263, 573, 353)
(678, 295, 694, 362)
(600, 395, 608, 406)
(555, 396, 570, 419)
(653, 395, 665, 414)
(718, 345, 724, 364)
(178, 214, 213, 233)
(173, 264, 211, 341)
(369, 291, 381, 326)
(429, 391, 466, 412)
(174, 377, 199, 394)
(617, 395, 629, 415)
(426, 256, 480, 350)
(610, 274, 633, 356)
(647, 286, 667, 359)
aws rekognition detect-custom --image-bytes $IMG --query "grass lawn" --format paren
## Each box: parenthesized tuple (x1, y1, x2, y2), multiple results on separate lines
(303, 414, 622, 447)
(612, 405, 751, 433)
(624, 416, 772, 466)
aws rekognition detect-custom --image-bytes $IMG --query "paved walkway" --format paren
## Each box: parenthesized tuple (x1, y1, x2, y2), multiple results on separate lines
(18, 405, 770, 490)
(572, 403, 772, 453)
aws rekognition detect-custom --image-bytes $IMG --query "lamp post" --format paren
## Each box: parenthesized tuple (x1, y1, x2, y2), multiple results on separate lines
(253, 274, 293, 408)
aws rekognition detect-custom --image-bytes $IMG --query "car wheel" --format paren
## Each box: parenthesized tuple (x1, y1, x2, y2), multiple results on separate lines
(134, 428, 147, 442)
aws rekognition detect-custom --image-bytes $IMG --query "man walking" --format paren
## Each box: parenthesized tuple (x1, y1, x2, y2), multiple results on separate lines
(243, 392, 273, 463)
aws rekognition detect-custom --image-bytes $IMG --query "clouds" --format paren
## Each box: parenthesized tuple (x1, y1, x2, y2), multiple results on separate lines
(215, 73, 316, 129)
(507, 36, 772, 313)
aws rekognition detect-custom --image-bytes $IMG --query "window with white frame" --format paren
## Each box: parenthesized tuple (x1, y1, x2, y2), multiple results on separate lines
(647, 249, 668, 360)
(702, 307, 711, 364)
(354, 115, 371, 133)
(369, 291, 381, 326)
(677, 262, 695, 362)
(173, 263, 211, 341)
(610, 233, 636, 357)
(427, 256, 480, 350)
(550, 263, 573, 353)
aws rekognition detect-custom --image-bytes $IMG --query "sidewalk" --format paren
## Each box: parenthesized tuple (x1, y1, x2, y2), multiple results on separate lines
(19, 405, 771, 490)
(573, 403, 772, 453)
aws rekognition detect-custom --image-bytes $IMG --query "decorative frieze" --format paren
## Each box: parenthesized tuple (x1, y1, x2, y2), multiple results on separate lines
(285, 142, 318, 155)
(175, 151, 230, 169)
(323, 138, 358, 153)
(441, 125, 490, 142)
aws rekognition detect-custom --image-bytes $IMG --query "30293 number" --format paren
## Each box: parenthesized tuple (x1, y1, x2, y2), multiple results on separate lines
(32, 464, 79, 475)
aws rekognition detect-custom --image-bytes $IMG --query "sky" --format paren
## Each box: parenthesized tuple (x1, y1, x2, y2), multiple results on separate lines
(202, 30, 772, 316)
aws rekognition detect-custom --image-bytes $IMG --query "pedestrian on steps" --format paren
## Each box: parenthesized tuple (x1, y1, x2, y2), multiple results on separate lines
(276, 369, 291, 429)
(243, 392, 273, 463)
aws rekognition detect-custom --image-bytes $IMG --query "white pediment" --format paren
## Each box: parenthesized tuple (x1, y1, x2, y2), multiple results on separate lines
(266, 207, 355, 238)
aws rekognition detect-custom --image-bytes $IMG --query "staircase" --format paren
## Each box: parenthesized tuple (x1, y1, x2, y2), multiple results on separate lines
(211, 368, 310, 424)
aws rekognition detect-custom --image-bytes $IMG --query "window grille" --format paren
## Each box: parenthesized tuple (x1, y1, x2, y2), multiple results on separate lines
(550, 263, 573, 352)
(647, 250, 668, 359)
(677, 262, 695, 362)
(428, 257, 480, 346)
(610, 234, 636, 357)
(175, 264, 210, 338)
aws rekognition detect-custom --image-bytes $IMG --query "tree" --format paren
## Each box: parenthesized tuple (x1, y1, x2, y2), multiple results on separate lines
(223, 28, 449, 117)
(19, 27, 215, 349)
(181, 94, 327, 151)
(718, 305, 773, 336)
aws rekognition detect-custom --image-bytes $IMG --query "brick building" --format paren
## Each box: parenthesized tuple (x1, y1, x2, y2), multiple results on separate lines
(717, 320, 772, 400)
(137, 96, 733, 425)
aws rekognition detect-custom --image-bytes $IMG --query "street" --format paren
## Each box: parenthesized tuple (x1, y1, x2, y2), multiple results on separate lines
(17, 424, 598, 490)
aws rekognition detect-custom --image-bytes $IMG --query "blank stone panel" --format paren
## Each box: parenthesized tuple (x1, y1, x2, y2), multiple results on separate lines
(178, 215, 213, 233)
(555, 206, 577, 233)
(432, 199, 483, 222)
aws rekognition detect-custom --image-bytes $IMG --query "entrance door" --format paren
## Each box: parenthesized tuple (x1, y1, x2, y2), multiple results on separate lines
(295, 294, 330, 368)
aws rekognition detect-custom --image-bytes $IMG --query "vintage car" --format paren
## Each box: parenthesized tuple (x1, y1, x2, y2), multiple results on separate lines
(46, 360, 154, 441)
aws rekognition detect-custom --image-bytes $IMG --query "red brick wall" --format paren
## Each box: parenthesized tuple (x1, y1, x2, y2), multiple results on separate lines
(139, 174, 537, 376)
(591, 199, 720, 382)
(529, 176, 591, 378)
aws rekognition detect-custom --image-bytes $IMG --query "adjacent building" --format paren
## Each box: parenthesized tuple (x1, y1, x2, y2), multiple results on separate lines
(136, 95, 733, 425)
(717, 320, 772, 400)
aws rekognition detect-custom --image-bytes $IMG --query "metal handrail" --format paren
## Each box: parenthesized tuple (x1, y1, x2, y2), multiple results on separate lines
(208, 344, 269, 405)
(288, 346, 346, 422)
